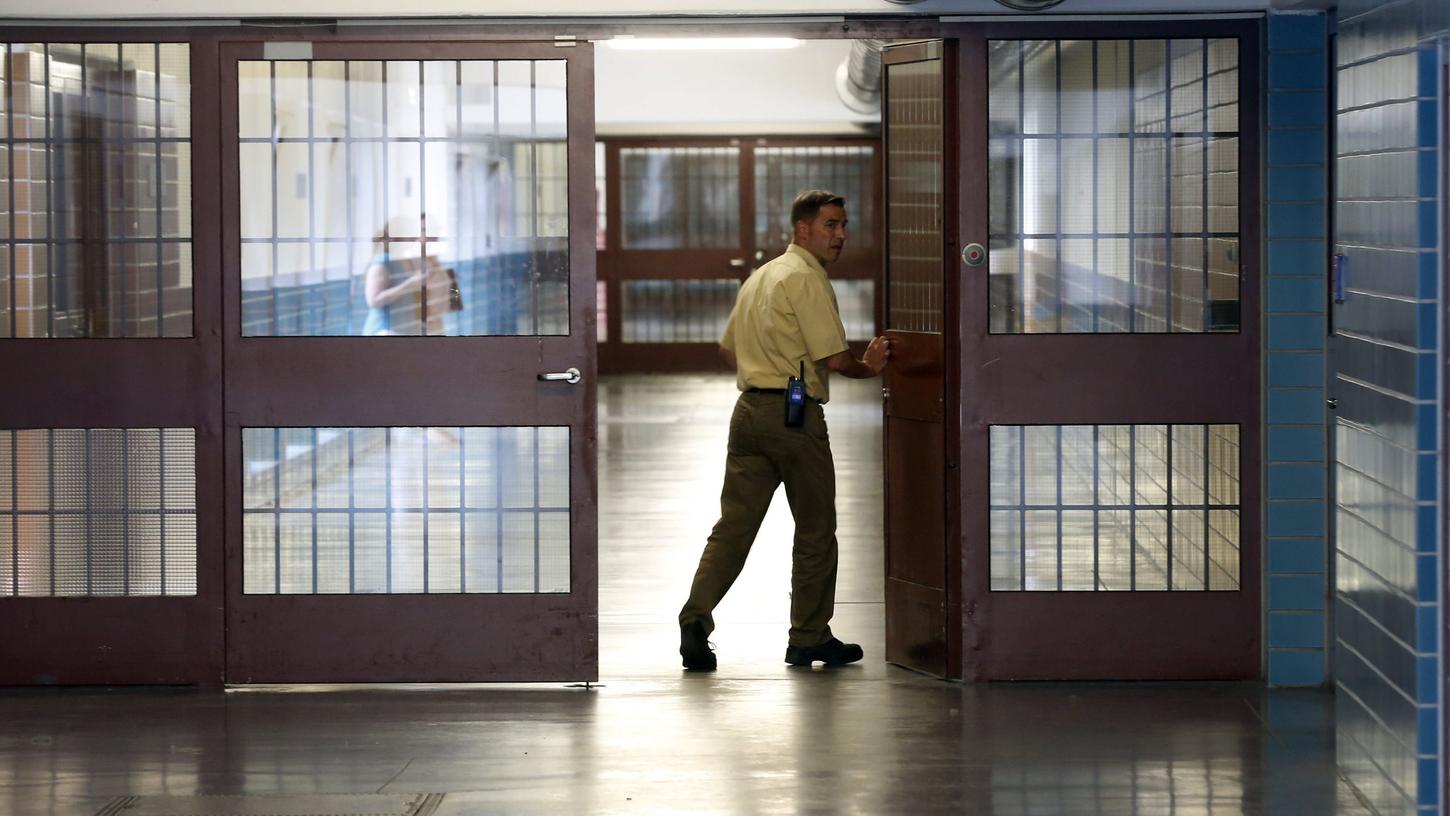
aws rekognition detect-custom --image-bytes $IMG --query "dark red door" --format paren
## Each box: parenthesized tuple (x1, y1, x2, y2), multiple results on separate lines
(219, 40, 598, 682)
(957, 21, 1263, 679)
(881, 40, 959, 679)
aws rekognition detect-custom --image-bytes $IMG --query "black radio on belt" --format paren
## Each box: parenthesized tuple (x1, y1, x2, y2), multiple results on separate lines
(784, 361, 807, 428)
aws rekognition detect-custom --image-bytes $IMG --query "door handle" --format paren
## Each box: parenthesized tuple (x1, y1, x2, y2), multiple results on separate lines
(729, 258, 746, 267)
(537, 367, 582, 385)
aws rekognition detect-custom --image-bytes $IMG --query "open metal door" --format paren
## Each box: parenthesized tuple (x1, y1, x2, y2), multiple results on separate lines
(220, 40, 597, 682)
(881, 39, 960, 679)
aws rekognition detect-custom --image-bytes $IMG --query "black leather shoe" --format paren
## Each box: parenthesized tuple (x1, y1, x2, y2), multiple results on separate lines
(680, 621, 717, 671)
(784, 637, 864, 667)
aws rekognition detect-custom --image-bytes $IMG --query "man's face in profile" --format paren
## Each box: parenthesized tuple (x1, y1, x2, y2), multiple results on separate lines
(796, 204, 848, 266)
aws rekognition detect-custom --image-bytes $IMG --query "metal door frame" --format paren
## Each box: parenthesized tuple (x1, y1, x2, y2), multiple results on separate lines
(217, 37, 599, 683)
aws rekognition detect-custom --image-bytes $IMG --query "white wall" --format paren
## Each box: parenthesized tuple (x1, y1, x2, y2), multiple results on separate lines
(596, 40, 873, 135)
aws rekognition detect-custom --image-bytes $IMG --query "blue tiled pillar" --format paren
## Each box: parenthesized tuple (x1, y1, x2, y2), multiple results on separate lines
(1265, 12, 1329, 687)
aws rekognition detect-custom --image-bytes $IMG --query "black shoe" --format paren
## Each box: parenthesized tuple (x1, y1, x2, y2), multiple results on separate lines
(784, 637, 864, 667)
(680, 621, 717, 671)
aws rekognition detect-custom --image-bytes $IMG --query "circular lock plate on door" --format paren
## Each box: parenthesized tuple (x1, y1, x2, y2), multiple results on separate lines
(961, 242, 986, 267)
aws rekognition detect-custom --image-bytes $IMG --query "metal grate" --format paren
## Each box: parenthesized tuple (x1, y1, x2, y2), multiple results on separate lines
(0, 428, 196, 597)
(618, 146, 739, 249)
(242, 426, 570, 595)
(753, 145, 875, 255)
(988, 38, 1240, 334)
(619, 278, 738, 343)
(97, 793, 443, 816)
(0, 42, 193, 338)
(884, 59, 944, 334)
(989, 423, 1240, 592)
(237, 59, 569, 337)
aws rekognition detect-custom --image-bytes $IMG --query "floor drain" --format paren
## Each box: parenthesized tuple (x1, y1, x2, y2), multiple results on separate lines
(96, 793, 444, 816)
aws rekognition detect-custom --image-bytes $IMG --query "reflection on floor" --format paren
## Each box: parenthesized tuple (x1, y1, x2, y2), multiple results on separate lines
(0, 374, 1368, 815)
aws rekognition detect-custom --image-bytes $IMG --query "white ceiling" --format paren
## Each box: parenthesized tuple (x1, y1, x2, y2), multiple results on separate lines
(4, 0, 1293, 20)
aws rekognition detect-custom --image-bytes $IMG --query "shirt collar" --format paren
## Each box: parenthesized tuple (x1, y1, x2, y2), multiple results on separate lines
(786, 243, 828, 275)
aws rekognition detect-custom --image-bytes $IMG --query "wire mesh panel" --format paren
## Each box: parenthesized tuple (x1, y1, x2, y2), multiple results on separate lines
(753, 145, 875, 255)
(989, 423, 1240, 591)
(619, 278, 738, 343)
(0, 428, 196, 597)
(237, 59, 569, 336)
(0, 43, 193, 338)
(242, 426, 569, 594)
(619, 146, 739, 249)
(884, 59, 944, 334)
(988, 39, 1239, 334)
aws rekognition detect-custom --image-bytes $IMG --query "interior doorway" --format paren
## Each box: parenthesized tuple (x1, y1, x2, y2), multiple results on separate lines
(589, 36, 893, 679)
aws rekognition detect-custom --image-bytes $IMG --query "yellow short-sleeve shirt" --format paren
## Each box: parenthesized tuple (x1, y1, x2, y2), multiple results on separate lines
(721, 243, 850, 403)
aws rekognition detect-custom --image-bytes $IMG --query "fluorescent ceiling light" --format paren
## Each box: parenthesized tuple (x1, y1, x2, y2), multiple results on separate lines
(605, 37, 800, 51)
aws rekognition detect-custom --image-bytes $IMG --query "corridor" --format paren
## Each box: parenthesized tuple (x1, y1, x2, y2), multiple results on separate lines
(0, 374, 1367, 815)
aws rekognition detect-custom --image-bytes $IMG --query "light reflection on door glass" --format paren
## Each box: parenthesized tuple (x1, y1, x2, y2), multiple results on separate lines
(237, 59, 570, 337)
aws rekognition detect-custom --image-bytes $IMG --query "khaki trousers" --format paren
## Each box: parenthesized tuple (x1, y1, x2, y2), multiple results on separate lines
(679, 391, 838, 648)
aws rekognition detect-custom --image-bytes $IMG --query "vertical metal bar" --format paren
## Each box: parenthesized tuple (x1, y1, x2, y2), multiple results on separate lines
(270, 60, 280, 335)
(1017, 41, 1026, 333)
(43, 45, 53, 338)
(9, 431, 16, 595)
(1055, 424, 1063, 591)
(154, 42, 164, 337)
(453, 59, 463, 336)
(494, 426, 504, 593)
(417, 59, 428, 333)
(381, 61, 391, 333)
(1165, 423, 1174, 590)
(1092, 424, 1101, 590)
(1200, 40, 1211, 331)
(1091, 40, 1101, 334)
(1053, 41, 1063, 334)
(1128, 41, 1136, 333)
(458, 425, 467, 593)
(384, 426, 393, 593)
(343, 61, 354, 334)
(158, 427, 169, 595)
(1018, 424, 1026, 590)
(1128, 423, 1137, 590)
(83, 428, 91, 594)
(122, 427, 130, 595)
(47, 429, 55, 595)
(1163, 41, 1174, 333)
(306, 60, 317, 335)
(422, 425, 430, 594)
(1203, 424, 1211, 588)
(532, 427, 541, 593)
(310, 426, 318, 594)
(529, 60, 540, 333)
(271, 426, 280, 594)
(347, 427, 355, 594)
(5, 42, 13, 338)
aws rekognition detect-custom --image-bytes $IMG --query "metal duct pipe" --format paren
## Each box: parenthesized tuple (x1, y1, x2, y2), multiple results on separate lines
(835, 38, 887, 116)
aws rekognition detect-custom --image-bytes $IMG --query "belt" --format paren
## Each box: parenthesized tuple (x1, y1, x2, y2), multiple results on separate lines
(745, 387, 819, 402)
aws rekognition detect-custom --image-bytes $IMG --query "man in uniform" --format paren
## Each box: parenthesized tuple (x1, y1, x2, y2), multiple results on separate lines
(678, 190, 891, 671)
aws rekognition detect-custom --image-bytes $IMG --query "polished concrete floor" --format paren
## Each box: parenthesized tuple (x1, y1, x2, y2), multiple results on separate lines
(0, 374, 1369, 815)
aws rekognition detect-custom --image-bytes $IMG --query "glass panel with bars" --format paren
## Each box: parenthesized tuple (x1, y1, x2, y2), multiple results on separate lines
(242, 426, 569, 595)
(988, 39, 1240, 334)
(753, 145, 875, 256)
(0, 43, 193, 338)
(618, 146, 739, 250)
(237, 59, 569, 337)
(884, 59, 944, 334)
(990, 423, 1240, 592)
(0, 428, 197, 597)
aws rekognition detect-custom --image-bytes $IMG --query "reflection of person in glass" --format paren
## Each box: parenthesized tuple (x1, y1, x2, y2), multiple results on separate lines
(361, 213, 461, 336)
(678, 190, 891, 672)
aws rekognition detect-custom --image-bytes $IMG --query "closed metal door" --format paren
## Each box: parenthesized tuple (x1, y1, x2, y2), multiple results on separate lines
(219, 40, 598, 683)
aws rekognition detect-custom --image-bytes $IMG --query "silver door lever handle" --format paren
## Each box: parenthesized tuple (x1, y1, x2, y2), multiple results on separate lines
(538, 367, 582, 385)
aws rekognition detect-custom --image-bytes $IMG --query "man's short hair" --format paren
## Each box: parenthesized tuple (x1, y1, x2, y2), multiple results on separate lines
(790, 190, 846, 228)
